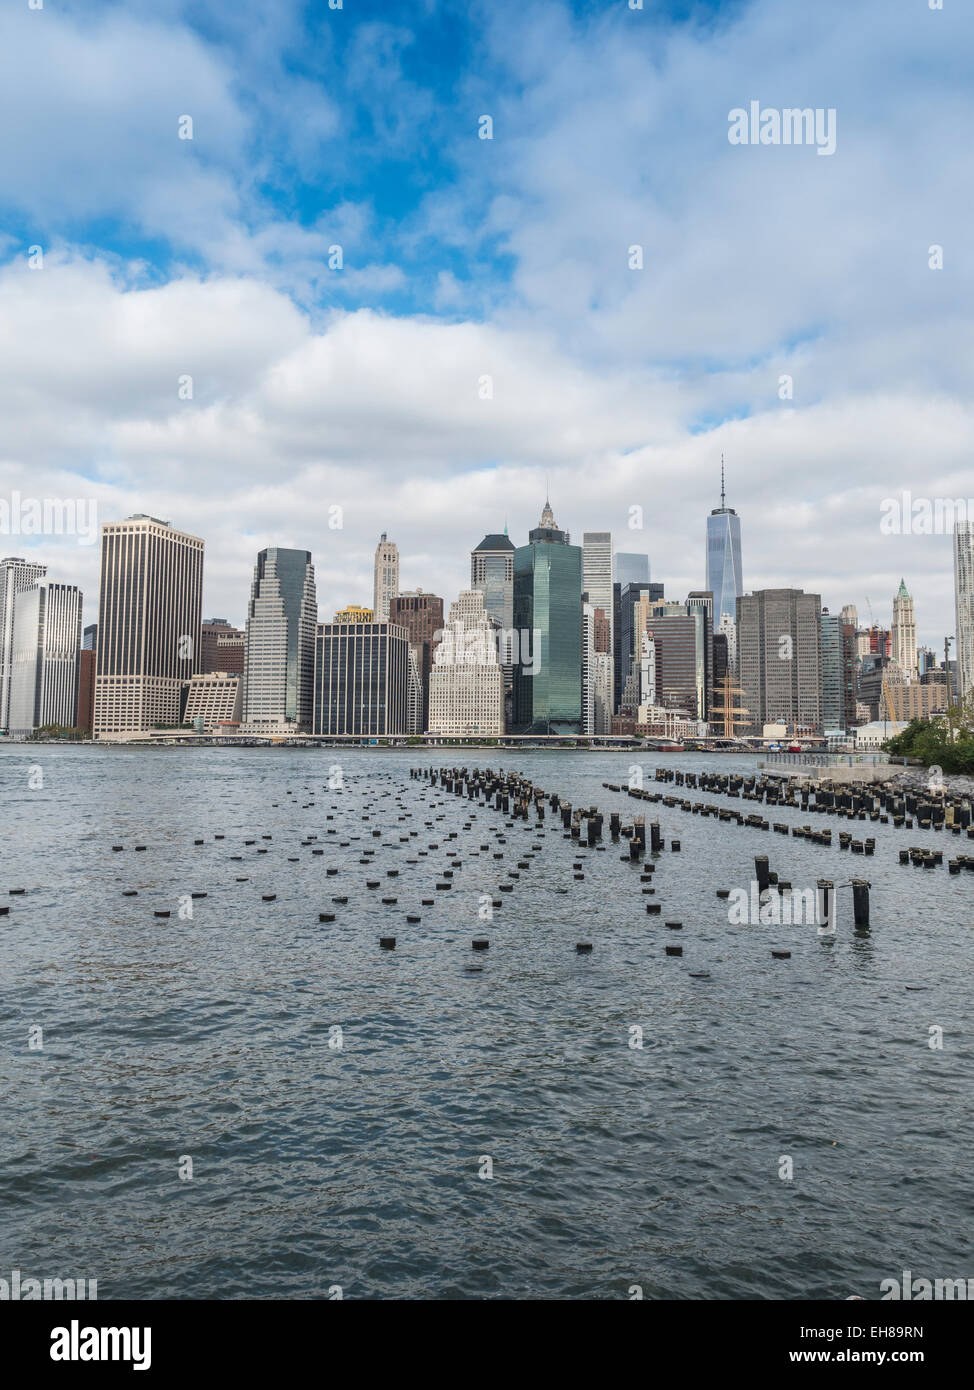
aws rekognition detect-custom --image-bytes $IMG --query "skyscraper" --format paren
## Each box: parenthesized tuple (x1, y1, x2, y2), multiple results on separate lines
(472, 530, 515, 686)
(706, 459, 743, 626)
(955, 521, 974, 701)
(242, 548, 317, 733)
(373, 533, 399, 622)
(820, 608, 845, 731)
(616, 580, 663, 712)
(0, 557, 47, 731)
(737, 588, 823, 735)
(389, 590, 443, 733)
(613, 553, 650, 589)
(512, 497, 583, 734)
(93, 515, 203, 738)
(582, 529, 612, 647)
(428, 591, 504, 737)
(7, 581, 83, 736)
(891, 579, 918, 680)
(313, 618, 410, 737)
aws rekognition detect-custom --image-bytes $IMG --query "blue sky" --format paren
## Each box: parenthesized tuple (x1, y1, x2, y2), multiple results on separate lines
(0, 0, 971, 643)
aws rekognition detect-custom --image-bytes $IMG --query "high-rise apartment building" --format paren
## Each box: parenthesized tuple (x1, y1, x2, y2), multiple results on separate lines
(891, 580, 917, 679)
(820, 608, 845, 731)
(705, 461, 743, 627)
(428, 591, 504, 737)
(0, 557, 47, 731)
(242, 548, 317, 734)
(955, 521, 974, 701)
(737, 588, 823, 735)
(512, 498, 583, 735)
(93, 515, 203, 738)
(313, 619, 410, 737)
(373, 534, 399, 622)
(7, 581, 83, 736)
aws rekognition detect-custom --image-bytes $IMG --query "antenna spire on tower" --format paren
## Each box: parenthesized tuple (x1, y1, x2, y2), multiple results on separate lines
(720, 454, 726, 509)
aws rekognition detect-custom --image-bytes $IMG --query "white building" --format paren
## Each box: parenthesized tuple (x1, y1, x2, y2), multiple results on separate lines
(373, 533, 399, 623)
(182, 672, 242, 731)
(955, 521, 974, 701)
(855, 720, 907, 750)
(427, 591, 504, 737)
(8, 581, 83, 736)
(0, 557, 48, 731)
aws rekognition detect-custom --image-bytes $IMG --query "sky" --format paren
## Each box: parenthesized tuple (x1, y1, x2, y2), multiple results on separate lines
(0, 0, 971, 648)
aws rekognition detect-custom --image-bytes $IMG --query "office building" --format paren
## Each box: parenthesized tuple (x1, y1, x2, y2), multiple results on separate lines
(389, 590, 443, 733)
(471, 531, 515, 684)
(428, 591, 504, 737)
(0, 557, 48, 731)
(512, 498, 583, 735)
(313, 619, 410, 737)
(891, 580, 917, 679)
(7, 581, 83, 736)
(373, 534, 399, 623)
(705, 460, 743, 627)
(93, 515, 204, 738)
(242, 548, 317, 734)
(182, 671, 243, 731)
(201, 618, 245, 675)
(737, 588, 823, 735)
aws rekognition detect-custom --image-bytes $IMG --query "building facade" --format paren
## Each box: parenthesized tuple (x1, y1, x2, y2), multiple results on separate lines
(182, 671, 243, 731)
(313, 620, 410, 737)
(0, 557, 48, 731)
(242, 548, 317, 734)
(737, 588, 823, 735)
(512, 499, 583, 734)
(200, 618, 245, 675)
(7, 581, 83, 736)
(472, 531, 515, 688)
(428, 591, 504, 737)
(373, 534, 399, 623)
(891, 579, 917, 679)
(706, 465, 743, 627)
(93, 515, 204, 738)
(389, 590, 443, 733)
(953, 521, 974, 701)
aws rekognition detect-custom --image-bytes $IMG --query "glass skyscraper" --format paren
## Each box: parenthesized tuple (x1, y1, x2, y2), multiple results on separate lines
(243, 547, 317, 732)
(706, 463, 743, 625)
(512, 498, 582, 734)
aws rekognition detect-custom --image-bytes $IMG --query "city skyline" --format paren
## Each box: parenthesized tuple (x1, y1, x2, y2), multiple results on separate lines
(1, 2, 970, 649)
(6, 482, 964, 658)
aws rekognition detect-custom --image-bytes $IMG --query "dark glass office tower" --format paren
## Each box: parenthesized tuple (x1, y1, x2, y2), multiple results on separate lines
(313, 620, 409, 736)
(512, 498, 582, 734)
(243, 548, 317, 731)
(706, 460, 743, 625)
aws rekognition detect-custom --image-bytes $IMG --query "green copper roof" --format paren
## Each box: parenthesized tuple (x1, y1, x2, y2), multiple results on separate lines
(897, 578, 910, 599)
